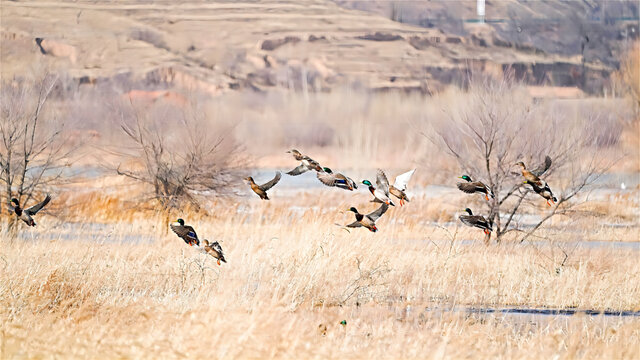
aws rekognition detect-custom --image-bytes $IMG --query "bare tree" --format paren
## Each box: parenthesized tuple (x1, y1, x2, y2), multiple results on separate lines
(113, 95, 240, 211)
(0, 74, 72, 233)
(424, 75, 614, 244)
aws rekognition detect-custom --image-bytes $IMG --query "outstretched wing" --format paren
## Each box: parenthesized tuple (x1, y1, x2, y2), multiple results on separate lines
(531, 156, 552, 177)
(317, 171, 339, 187)
(25, 194, 51, 215)
(346, 221, 363, 228)
(259, 171, 282, 191)
(286, 164, 308, 176)
(457, 182, 485, 194)
(376, 169, 391, 196)
(317, 172, 354, 190)
(170, 224, 199, 245)
(459, 215, 492, 230)
(367, 203, 389, 222)
(393, 169, 416, 192)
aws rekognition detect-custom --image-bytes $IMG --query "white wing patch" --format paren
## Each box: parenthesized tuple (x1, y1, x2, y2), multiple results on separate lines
(393, 169, 416, 191)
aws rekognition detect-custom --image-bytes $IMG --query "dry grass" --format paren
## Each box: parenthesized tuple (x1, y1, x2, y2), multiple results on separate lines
(1, 191, 639, 359)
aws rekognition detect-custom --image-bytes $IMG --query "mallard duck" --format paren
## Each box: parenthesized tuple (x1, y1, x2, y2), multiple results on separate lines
(362, 169, 395, 206)
(459, 208, 493, 235)
(515, 156, 552, 187)
(524, 180, 557, 206)
(387, 169, 415, 206)
(457, 175, 494, 201)
(9, 194, 51, 226)
(170, 218, 200, 246)
(317, 167, 357, 191)
(286, 149, 323, 175)
(201, 239, 226, 265)
(245, 171, 282, 200)
(345, 203, 389, 232)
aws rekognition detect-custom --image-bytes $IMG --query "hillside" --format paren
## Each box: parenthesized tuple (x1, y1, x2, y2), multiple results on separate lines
(1, 0, 624, 95)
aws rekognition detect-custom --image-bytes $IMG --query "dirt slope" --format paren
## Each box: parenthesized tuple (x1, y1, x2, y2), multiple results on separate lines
(1, 0, 621, 94)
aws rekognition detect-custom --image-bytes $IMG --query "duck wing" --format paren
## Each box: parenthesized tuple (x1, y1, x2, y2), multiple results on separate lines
(25, 194, 51, 215)
(286, 164, 308, 176)
(345, 221, 363, 228)
(457, 181, 486, 194)
(170, 224, 199, 245)
(317, 171, 355, 190)
(531, 156, 552, 177)
(459, 215, 491, 229)
(259, 171, 282, 191)
(376, 169, 391, 196)
(393, 169, 415, 192)
(366, 203, 389, 222)
(317, 171, 340, 187)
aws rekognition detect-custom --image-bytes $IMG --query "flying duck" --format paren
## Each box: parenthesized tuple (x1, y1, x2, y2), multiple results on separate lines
(9, 194, 51, 226)
(286, 149, 322, 175)
(245, 171, 282, 200)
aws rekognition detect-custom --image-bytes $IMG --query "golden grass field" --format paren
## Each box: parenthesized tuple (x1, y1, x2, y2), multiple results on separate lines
(1, 183, 639, 359)
(1, 1, 639, 356)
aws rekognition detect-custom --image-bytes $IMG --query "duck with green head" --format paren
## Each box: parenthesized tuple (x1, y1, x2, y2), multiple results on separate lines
(344, 204, 390, 232)
(457, 175, 494, 201)
(170, 218, 200, 246)
(362, 169, 395, 206)
(459, 208, 493, 235)
(317, 167, 357, 191)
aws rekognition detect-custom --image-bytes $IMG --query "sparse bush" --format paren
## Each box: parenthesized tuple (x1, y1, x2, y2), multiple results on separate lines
(423, 75, 613, 243)
(0, 74, 74, 233)
(113, 94, 241, 210)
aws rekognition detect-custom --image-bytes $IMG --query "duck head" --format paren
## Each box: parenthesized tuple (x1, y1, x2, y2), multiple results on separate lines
(459, 175, 472, 182)
(362, 180, 373, 187)
(244, 176, 254, 183)
(515, 161, 526, 169)
(176, 218, 185, 226)
(347, 207, 358, 214)
(462, 208, 473, 215)
(10, 198, 19, 206)
(322, 167, 333, 174)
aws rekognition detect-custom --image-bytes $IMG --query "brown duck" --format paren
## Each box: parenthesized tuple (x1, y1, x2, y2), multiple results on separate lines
(245, 171, 282, 200)
(286, 149, 322, 175)
(515, 156, 552, 187)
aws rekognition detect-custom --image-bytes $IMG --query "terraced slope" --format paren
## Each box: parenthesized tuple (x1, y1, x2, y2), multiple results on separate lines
(1, 0, 616, 94)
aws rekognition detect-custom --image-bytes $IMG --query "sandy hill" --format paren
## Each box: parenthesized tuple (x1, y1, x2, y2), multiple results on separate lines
(1, 0, 628, 95)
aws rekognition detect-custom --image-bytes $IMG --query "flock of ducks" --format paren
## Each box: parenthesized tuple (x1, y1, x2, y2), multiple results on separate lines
(8, 149, 556, 267)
